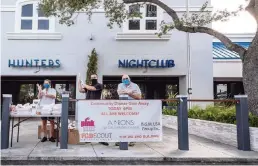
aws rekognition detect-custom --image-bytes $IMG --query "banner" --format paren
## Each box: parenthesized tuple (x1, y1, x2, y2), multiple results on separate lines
(77, 100, 162, 142)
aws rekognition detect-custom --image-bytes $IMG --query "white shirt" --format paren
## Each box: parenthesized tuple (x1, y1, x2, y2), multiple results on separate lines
(40, 88, 56, 105)
(117, 82, 141, 100)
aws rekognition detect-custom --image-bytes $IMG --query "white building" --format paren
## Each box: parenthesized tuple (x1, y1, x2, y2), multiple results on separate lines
(0, 0, 249, 113)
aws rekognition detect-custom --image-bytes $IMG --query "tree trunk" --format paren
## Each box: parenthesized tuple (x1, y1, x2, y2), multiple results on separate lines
(242, 32, 258, 116)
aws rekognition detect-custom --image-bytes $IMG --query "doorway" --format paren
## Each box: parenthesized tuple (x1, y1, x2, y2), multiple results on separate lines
(102, 76, 179, 106)
(1, 76, 76, 115)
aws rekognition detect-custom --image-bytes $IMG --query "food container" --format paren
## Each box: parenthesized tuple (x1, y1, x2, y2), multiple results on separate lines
(33, 99, 40, 105)
(16, 107, 32, 116)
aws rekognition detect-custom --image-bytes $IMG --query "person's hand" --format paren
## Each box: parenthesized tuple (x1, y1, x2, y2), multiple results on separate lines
(118, 90, 126, 95)
(36, 84, 42, 92)
(125, 89, 133, 95)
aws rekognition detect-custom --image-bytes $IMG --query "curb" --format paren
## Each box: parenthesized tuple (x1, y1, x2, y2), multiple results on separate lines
(2, 157, 258, 165)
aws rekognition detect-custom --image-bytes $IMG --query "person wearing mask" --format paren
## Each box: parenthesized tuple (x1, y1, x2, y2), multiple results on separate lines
(37, 79, 57, 142)
(116, 74, 142, 146)
(78, 74, 109, 146)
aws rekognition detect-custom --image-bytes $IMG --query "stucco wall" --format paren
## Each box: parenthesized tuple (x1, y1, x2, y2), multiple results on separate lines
(213, 60, 243, 78)
(1, 0, 213, 101)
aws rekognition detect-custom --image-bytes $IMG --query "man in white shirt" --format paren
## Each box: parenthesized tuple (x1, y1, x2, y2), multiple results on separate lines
(117, 74, 142, 100)
(37, 79, 56, 142)
(116, 74, 142, 147)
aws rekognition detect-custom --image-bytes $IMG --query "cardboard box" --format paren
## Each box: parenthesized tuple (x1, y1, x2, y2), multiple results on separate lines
(68, 129, 80, 144)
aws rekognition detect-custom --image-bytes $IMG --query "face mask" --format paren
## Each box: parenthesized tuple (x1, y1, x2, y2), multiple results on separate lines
(122, 79, 130, 85)
(43, 84, 50, 89)
(91, 79, 98, 85)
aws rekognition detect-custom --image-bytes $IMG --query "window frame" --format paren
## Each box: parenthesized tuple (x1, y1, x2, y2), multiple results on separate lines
(15, 0, 55, 33)
(123, 3, 163, 33)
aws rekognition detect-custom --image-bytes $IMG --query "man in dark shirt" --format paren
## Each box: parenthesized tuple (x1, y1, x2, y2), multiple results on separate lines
(78, 74, 109, 146)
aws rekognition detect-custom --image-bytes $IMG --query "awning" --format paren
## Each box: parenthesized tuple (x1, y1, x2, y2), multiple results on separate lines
(213, 42, 250, 59)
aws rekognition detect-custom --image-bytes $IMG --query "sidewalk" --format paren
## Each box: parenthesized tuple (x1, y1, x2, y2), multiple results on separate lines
(1, 120, 258, 165)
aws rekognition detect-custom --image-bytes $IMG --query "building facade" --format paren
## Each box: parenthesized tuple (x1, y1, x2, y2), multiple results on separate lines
(1, 0, 247, 110)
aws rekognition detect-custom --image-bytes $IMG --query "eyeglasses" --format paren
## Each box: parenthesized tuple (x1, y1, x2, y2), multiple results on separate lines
(122, 78, 129, 80)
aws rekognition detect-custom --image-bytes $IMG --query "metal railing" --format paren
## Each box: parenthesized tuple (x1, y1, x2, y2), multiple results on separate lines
(1, 94, 250, 152)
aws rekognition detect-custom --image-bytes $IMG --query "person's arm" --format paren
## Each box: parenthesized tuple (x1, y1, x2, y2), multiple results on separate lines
(78, 79, 86, 93)
(83, 83, 103, 91)
(128, 85, 142, 100)
(46, 89, 56, 99)
(37, 84, 43, 99)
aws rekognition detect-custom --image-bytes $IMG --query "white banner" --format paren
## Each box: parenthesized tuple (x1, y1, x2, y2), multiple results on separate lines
(77, 100, 162, 142)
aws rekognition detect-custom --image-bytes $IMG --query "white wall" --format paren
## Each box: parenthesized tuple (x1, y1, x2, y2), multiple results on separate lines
(213, 60, 243, 78)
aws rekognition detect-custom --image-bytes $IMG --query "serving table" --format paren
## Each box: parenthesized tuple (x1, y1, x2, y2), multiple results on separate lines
(10, 114, 61, 147)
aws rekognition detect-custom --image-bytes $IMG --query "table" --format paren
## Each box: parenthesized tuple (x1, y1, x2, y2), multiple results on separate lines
(10, 114, 61, 147)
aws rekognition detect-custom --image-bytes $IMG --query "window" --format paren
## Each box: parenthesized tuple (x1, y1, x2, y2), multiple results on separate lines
(124, 3, 162, 33)
(15, 0, 55, 32)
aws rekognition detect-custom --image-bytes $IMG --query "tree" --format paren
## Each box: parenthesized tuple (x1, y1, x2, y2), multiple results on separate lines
(86, 48, 98, 85)
(39, 0, 258, 116)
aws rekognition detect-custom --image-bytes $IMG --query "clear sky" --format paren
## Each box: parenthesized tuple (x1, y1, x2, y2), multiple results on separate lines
(211, 0, 257, 33)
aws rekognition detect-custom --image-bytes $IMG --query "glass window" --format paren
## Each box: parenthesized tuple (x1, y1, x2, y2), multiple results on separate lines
(18, 3, 52, 32)
(21, 20, 33, 30)
(21, 4, 33, 17)
(102, 84, 119, 99)
(166, 84, 178, 98)
(38, 20, 49, 30)
(69, 84, 76, 99)
(216, 84, 227, 99)
(146, 20, 157, 30)
(37, 5, 45, 17)
(19, 84, 36, 104)
(129, 20, 140, 30)
(146, 4, 157, 17)
(129, 4, 140, 15)
(55, 84, 66, 102)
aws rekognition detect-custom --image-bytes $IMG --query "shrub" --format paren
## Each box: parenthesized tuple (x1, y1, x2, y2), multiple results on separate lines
(162, 105, 258, 127)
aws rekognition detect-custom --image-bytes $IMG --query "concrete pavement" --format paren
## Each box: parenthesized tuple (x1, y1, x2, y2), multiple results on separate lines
(1, 119, 258, 165)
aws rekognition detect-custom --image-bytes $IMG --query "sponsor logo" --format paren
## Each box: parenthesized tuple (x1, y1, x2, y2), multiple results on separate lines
(141, 122, 160, 126)
(108, 120, 134, 126)
(141, 122, 161, 131)
(104, 120, 139, 129)
(81, 117, 95, 131)
(80, 133, 112, 141)
(142, 127, 160, 131)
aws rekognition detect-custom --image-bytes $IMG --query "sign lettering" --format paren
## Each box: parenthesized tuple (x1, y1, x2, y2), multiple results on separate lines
(118, 59, 175, 68)
(8, 59, 61, 68)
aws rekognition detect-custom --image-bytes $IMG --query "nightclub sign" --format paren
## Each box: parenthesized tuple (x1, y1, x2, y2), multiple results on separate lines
(8, 59, 61, 68)
(118, 59, 175, 68)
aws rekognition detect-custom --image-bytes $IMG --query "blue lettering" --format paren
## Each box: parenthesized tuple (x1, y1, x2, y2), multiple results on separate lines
(149, 60, 156, 68)
(55, 59, 60, 67)
(17, 60, 24, 67)
(41, 59, 46, 67)
(34, 59, 39, 67)
(129, 60, 136, 67)
(167, 60, 175, 68)
(156, 60, 159, 68)
(26, 60, 32, 67)
(118, 59, 175, 68)
(137, 60, 143, 68)
(49, 60, 54, 67)
(8, 59, 15, 67)
(118, 60, 125, 68)
(143, 60, 148, 67)
(125, 60, 129, 68)
(160, 60, 166, 68)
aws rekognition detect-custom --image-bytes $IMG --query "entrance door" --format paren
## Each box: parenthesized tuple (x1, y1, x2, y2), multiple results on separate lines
(1, 76, 76, 115)
(102, 76, 179, 102)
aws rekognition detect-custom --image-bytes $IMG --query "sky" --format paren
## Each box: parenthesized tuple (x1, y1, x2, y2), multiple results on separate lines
(211, 0, 257, 33)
